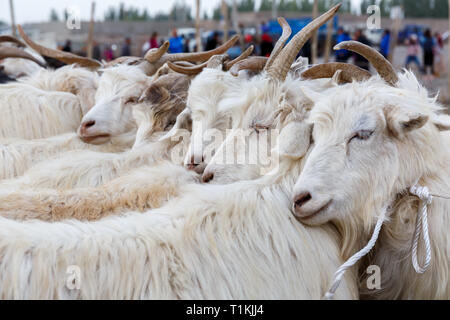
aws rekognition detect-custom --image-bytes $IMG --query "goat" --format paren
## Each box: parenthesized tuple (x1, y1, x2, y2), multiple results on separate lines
(0, 83, 82, 139)
(292, 42, 450, 299)
(0, 154, 357, 299)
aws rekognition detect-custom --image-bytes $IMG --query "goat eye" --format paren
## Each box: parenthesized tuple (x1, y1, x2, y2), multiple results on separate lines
(252, 123, 270, 133)
(349, 130, 374, 142)
(125, 97, 138, 104)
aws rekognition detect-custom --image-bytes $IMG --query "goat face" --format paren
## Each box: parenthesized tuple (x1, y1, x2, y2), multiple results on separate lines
(202, 80, 314, 184)
(292, 80, 444, 226)
(182, 69, 240, 173)
(78, 65, 150, 144)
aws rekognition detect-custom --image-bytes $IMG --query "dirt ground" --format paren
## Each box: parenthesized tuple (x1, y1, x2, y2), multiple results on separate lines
(392, 44, 449, 113)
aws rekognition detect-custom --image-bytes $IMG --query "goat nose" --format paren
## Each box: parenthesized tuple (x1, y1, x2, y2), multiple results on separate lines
(80, 120, 96, 135)
(202, 172, 214, 183)
(83, 120, 96, 129)
(294, 192, 312, 209)
(186, 155, 204, 170)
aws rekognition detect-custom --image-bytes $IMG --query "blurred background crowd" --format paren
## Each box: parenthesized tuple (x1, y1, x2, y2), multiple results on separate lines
(1, 0, 449, 106)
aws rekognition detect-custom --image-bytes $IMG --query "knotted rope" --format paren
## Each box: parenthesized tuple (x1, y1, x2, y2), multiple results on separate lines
(323, 206, 387, 300)
(409, 184, 432, 274)
(324, 183, 436, 300)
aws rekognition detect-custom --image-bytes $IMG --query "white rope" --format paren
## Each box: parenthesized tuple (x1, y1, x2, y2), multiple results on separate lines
(409, 184, 432, 274)
(323, 206, 387, 300)
(324, 183, 434, 299)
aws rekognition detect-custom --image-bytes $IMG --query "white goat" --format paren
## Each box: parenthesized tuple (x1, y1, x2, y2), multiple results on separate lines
(292, 43, 450, 299)
(0, 133, 132, 180)
(0, 155, 357, 299)
(0, 73, 192, 190)
(0, 83, 82, 139)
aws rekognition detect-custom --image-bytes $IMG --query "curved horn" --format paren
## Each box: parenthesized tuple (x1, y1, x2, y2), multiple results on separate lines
(334, 40, 398, 86)
(144, 41, 170, 63)
(0, 35, 26, 47)
(230, 56, 268, 77)
(264, 17, 292, 70)
(166, 35, 239, 63)
(166, 61, 209, 75)
(267, 4, 341, 81)
(103, 56, 143, 68)
(17, 25, 101, 68)
(224, 45, 254, 70)
(0, 47, 46, 67)
(301, 62, 371, 83)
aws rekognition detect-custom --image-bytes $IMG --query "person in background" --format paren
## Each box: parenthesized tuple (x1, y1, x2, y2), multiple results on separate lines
(379, 29, 390, 59)
(260, 32, 273, 57)
(433, 32, 444, 77)
(183, 36, 191, 53)
(104, 45, 114, 62)
(300, 40, 311, 63)
(205, 31, 219, 51)
(141, 32, 159, 56)
(62, 40, 72, 53)
(335, 27, 350, 62)
(353, 29, 371, 70)
(92, 41, 101, 61)
(150, 32, 159, 49)
(121, 38, 131, 57)
(404, 34, 421, 71)
(422, 29, 435, 80)
(168, 29, 183, 54)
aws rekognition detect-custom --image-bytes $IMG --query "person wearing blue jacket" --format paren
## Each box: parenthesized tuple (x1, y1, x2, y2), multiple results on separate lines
(335, 27, 350, 62)
(169, 29, 184, 54)
(380, 30, 390, 58)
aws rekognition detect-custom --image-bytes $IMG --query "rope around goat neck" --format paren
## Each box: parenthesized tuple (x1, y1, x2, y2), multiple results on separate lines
(324, 183, 434, 300)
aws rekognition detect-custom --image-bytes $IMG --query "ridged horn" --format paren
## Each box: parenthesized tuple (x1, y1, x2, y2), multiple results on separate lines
(17, 25, 101, 68)
(264, 18, 292, 70)
(230, 56, 268, 77)
(267, 3, 341, 81)
(144, 41, 170, 63)
(224, 45, 254, 70)
(0, 35, 26, 47)
(334, 40, 398, 86)
(0, 46, 46, 67)
(301, 62, 371, 83)
(166, 35, 239, 63)
(166, 61, 209, 75)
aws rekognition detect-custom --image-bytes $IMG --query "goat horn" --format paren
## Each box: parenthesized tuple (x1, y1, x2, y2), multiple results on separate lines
(166, 35, 239, 63)
(334, 40, 398, 86)
(144, 41, 170, 63)
(0, 35, 26, 47)
(264, 18, 292, 70)
(17, 25, 101, 68)
(0, 46, 46, 67)
(230, 56, 268, 77)
(168, 53, 232, 75)
(166, 61, 209, 75)
(224, 45, 254, 70)
(267, 3, 341, 81)
(301, 62, 371, 83)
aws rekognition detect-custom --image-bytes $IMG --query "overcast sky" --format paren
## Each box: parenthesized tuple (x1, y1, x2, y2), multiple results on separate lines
(0, 0, 361, 24)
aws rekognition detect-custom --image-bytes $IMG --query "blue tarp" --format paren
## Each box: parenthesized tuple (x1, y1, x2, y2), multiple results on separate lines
(267, 16, 339, 40)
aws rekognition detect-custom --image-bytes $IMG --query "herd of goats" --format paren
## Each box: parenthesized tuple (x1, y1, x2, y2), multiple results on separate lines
(0, 4, 448, 299)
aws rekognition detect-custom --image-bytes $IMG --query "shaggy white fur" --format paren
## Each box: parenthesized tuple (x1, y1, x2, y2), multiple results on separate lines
(293, 71, 450, 299)
(0, 83, 82, 139)
(0, 132, 133, 180)
(0, 158, 357, 299)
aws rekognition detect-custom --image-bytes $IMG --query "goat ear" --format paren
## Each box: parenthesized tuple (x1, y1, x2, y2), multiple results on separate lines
(432, 115, 450, 131)
(385, 106, 429, 138)
(276, 121, 311, 159)
(299, 86, 323, 105)
(159, 108, 192, 141)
